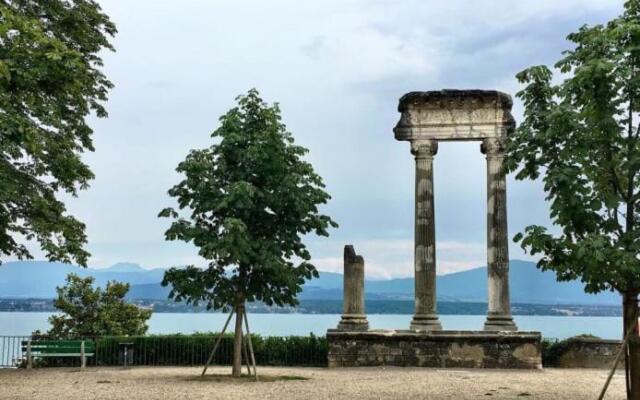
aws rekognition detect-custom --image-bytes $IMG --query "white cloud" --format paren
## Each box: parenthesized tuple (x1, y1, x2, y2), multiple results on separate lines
(313, 239, 488, 279)
(6, 0, 618, 276)
(311, 237, 540, 279)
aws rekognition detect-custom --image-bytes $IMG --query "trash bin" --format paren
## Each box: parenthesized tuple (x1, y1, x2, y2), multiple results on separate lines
(118, 342, 134, 367)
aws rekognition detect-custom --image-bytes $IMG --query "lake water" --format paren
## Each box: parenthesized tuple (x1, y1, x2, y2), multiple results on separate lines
(0, 312, 624, 340)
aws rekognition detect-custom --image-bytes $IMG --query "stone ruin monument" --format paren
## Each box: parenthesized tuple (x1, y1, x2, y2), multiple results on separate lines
(327, 90, 542, 369)
(337, 245, 369, 331)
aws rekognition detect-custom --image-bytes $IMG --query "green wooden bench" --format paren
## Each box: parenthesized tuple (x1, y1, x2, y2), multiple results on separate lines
(22, 340, 95, 368)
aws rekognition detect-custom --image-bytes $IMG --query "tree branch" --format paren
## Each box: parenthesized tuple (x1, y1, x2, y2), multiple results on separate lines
(627, 98, 636, 234)
(607, 146, 627, 202)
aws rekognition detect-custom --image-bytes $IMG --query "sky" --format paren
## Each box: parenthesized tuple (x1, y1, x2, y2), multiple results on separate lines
(16, 0, 624, 278)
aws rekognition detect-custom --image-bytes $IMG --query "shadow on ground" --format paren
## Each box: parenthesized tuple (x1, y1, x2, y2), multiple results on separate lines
(186, 373, 309, 383)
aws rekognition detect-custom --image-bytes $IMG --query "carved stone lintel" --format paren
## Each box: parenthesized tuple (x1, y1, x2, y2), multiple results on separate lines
(394, 90, 515, 142)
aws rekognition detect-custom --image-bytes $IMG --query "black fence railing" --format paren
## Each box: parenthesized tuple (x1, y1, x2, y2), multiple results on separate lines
(1, 333, 328, 368)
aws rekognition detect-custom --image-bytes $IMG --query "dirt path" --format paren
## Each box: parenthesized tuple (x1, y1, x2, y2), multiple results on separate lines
(0, 366, 627, 400)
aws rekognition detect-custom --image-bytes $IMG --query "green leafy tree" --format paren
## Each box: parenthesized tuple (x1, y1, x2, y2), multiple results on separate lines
(48, 273, 152, 338)
(508, 1, 640, 397)
(159, 89, 337, 377)
(0, 1, 116, 266)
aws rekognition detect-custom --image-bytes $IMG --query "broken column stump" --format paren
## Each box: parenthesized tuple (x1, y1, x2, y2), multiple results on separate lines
(337, 245, 369, 331)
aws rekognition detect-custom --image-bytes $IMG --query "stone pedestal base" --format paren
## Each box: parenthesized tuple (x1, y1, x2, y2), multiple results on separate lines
(327, 330, 541, 369)
(409, 314, 442, 331)
(337, 314, 369, 331)
(484, 314, 518, 331)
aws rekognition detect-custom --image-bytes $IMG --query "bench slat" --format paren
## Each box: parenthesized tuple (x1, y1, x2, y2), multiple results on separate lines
(22, 340, 95, 345)
(22, 343, 95, 349)
(23, 348, 94, 354)
(27, 353, 95, 357)
(22, 340, 96, 355)
(23, 340, 89, 346)
(26, 344, 90, 347)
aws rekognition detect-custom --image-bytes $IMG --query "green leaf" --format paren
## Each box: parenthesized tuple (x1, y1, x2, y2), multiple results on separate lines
(159, 89, 337, 311)
(0, 2, 116, 266)
(508, 1, 640, 301)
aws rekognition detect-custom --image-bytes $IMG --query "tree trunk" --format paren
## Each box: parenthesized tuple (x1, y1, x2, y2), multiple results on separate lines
(623, 291, 639, 400)
(231, 302, 244, 378)
(632, 334, 640, 400)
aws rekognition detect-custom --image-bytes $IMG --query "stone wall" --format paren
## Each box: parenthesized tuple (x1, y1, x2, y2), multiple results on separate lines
(550, 337, 622, 369)
(327, 330, 541, 369)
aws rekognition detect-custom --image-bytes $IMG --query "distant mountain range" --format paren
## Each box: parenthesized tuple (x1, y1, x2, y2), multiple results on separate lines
(0, 260, 621, 305)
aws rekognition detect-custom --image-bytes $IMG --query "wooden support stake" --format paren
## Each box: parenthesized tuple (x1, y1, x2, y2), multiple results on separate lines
(243, 311, 258, 382)
(80, 341, 86, 369)
(598, 320, 638, 400)
(27, 340, 32, 369)
(201, 310, 235, 377)
(242, 331, 251, 376)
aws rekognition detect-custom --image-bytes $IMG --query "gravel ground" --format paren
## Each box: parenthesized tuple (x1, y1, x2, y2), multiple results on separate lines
(0, 366, 627, 400)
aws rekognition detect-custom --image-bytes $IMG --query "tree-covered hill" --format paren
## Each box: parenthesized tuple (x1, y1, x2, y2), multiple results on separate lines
(0, 260, 620, 305)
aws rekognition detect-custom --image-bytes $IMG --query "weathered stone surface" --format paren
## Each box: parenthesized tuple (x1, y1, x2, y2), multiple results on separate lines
(327, 330, 542, 369)
(552, 337, 623, 369)
(394, 90, 515, 141)
(410, 140, 441, 331)
(393, 89, 517, 332)
(337, 245, 368, 331)
(482, 137, 516, 331)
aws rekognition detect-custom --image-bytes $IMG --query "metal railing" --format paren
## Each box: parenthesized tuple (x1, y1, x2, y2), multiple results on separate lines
(0, 334, 327, 368)
(0, 336, 29, 368)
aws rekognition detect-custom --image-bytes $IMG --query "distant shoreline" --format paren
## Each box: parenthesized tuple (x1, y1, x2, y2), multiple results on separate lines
(0, 298, 622, 317)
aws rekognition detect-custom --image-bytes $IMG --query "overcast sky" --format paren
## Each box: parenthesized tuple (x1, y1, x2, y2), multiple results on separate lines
(18, 0, 624, 278)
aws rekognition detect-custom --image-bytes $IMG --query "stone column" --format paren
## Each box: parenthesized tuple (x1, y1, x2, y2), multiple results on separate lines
(482, 138, 517, 331)
(410, 140, 442, 331)
(337, 245, 369, 331)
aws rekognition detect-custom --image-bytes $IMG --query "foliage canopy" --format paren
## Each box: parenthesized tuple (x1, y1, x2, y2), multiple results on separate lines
(0, 1, 116, 265)
(160, 89, 337, 311)
(508, 0, 640, 296)
(49, 273, 152, 338)
(507, 2, 640, 396)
